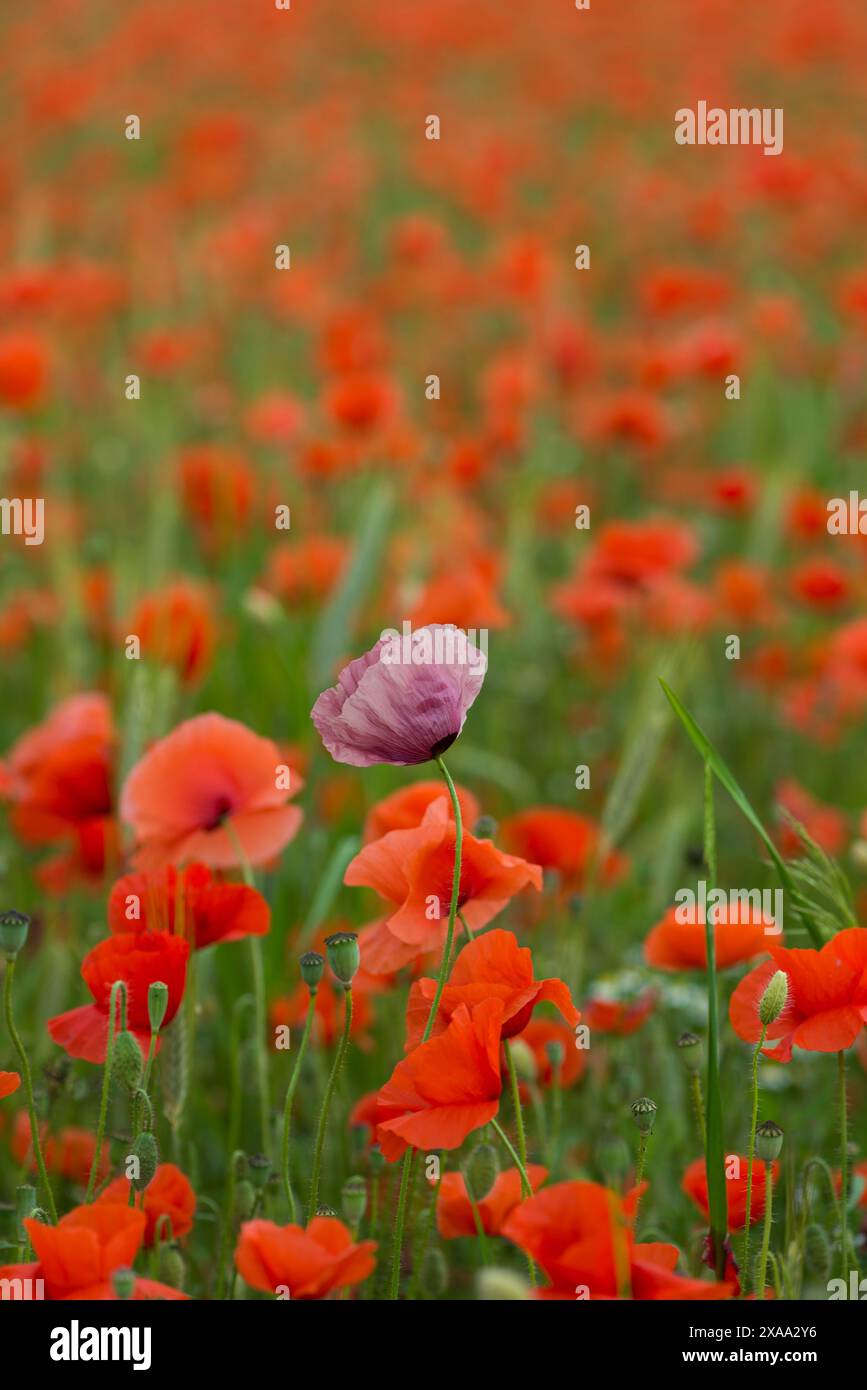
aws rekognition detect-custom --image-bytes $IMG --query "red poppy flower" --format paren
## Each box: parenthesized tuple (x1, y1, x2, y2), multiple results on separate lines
(682, 1156, 779, 1231)
(0, 1072, 20, 1099)
(376, 999, 504, 1161)
(774, 780, 848, 859)
(10, 1112, 109, 1186)
(644, 904, 778, 972)
(404, 929, 579, 1050)
(729, 927, 867, 1061)
(362, 780, 480, 843)
(271, 971, 375, 1050)
(348, 799, 542, 976)
(264, 535, 349, 607)
(107, 863, 270, 949)
(583, 988, 657, 1037)
(126, 581, 216, 687)
(0, 1204, 186, 1300)
(437, 1165, 548, 1238)
(96, 1163, 196, 1245)
(513, 1018, 587, 1089)
(501, 808, 626, 892)
(235, 1217, 375, 1299)
(120, 713, 303, 871)
(503, 1180, 733, 1300)
(48, 931, 189, 1063)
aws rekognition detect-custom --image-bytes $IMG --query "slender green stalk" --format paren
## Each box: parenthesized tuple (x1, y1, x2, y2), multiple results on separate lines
(633, 1132, 651, 1230)
(388, 1150, 415, 1299)
(756, 1159, 774, 1297)
(838, 1049, 849, 1282)
(407, 1172, 441, 1299)
(702, 761, 728, 1279)
(84, 980, 125, 1204)
(3, 956, 58, 1222)
(281, 990, 317, 1220)
(504, 1040, 529, 1170)
(215, 1149, 245, 1300)
(491, 1116, 532, 1197)
(690, 1071, 706, 1146)
(225, 821, 270, 1155)
(307, 988, 353, 1219)
(742, 1024, 767, 1294)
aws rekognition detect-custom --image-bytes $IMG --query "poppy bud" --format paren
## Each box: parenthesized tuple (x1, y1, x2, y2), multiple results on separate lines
(677, 1031, 704, 1073)
(158, 1243, 186, 1290)
(0, 910, 30, 958)
(420, 1247, 449, 1297)
(341, 1174, 367, 1227)
(507, 1038, 537, 1083)
(113, 1031, 144, 1093)
(299, 950, 325, 992)
(130, 1131, 159, 1190)
(463, 1141, 499, 1202)
(247, 1153, 272, 1189)
(148, 981, 169, 1034)
(545, 1039, 565, 1073)
(476, 1267, 532, 1300)
(631, 1096, 657, 1136)
(132, 1088, 153, 1134)
(758, 970, 788, 1027)
(325, 931, 360, 987)
(595, 1133, 631, 1181)
(113, 1266, 136, 1300)
(235, 1179, 256, 1220)
(15, 1185, 36, 1243)
(472, 815, 498, 841)
(755, 1119, 783, 1162)
(804, 1222, 831, 1278)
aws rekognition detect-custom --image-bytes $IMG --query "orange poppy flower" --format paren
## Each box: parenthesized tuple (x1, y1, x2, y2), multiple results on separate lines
(644, 904, 778, 972)
(774, 780, 848, 859)
(583, 988, 657, 1037)
(437, 1165, 548, 1238)
(271, 971, 375, 1050)
(348, 798, 542, 975)
(120, 713, 303, 871)
(514, 1018, 586, 1089)
(376, 999, 504, 1161)
(126, 581, 216, 687)
(363, 779, 480, 843)
(96, 1163, 196, 1245)
(682, 1156, 779, 1231)
(235, 1217, 375, 1299)
(107, 863, 270, 949)
(502, 1180, 733, 1300)
(0, 1072, 20, 1099)
(404, 928, 579, 1050)
(48, 931, 189, 1063)
(10, 1111, 109, 1186)
(0, 1204, 186, 1300)
(729, 928, 867, 1061)
(500, 808, 626, 893)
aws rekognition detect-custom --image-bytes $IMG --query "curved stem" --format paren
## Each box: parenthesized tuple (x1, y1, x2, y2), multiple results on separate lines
(742, 1023, 767, 1294)
(491, 1117, 532, 1198)
(281, 991, 317, 1220)
(4, 957, 58, 1222)
(421, 758, 463, 1044)
(307, 988, 353, 1220)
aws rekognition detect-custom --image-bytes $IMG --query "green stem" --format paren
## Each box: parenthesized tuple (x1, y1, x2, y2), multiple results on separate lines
(633, 1132, 650, 1231)
(225, 820, 270, 1156)
(307, 987, 353, 1220)
(838, 1048, 849, 1282)
(215, 1150, 245, 1300)
(3, 956, 58, 1222)
(690, 1071, 706, 1147)
(756, 1159, 773, 1297)
(504, 1040, 529, 1170)
(281, 990, 317, 1220)
(702, 761, 728, 1279)
(388, 1150, 415, 1299)
(742, 1023, 767, 1294)
(85, 980, 125, 1204)
(491, 1117, 533, 1198)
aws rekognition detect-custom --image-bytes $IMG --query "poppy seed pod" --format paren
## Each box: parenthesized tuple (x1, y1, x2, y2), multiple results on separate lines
(316, 1204, 338, 1217)
(472, 814, 498, 841)
(758, 970, 788, 1027)
(248, 1153, 272, 1189)
(113, 1030, 144, 1093)
(325, 931, 360, 986)
(299, 950, 325, 991)
(755, 1119, 784, 1162)
(148, 980, 169, 1033)
(631, 1096, 657, 1135)
(341, 1174, 368, 1227)
(0, 910, 30, 958)
(113, 1266, 136, 1300)
(130, 1131, 159, 1190)
(463, 1140, 499, 1201)
(677, 1031, 704, 1073)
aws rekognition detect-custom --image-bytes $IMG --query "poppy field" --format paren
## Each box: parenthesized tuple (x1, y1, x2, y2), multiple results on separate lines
(2, 0, 867, 1318)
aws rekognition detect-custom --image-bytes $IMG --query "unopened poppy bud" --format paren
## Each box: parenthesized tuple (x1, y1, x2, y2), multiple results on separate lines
(595, 1133, 631, 1181)
(158, 1243, 186, 1290)
(341, 1174, 367, 1227)
(472, 815, 498, 841)
(758, 971, 788, 1027)
(248, 1153, 272, 1189)
(507, 1038, 537, 1084)
(804, 1223, 831, 1278)
(130, 1131, 159, 1190)
(0, 910, 30, 958)
(132, 1088, 153, 1134)
(113, 1266, 136, 1300)
(476, 1267, 532, 1301)
(463, 1141, 499, 1202)
(235, 1179, 256, 1220)
(631, 1096, 657, 1135)
(15, 1185, 36, 1242)
(325, 931, 360, 986)
(148, 980, 169, 1033)
(755, 1119, 783, 1162)
(299, 950, 325, 992)
(420, 1246, 449, 1298)
(677, 1031, 704, 1073)
(113, 1030, 144, 1093)
(545, 1039, 566, 1072)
